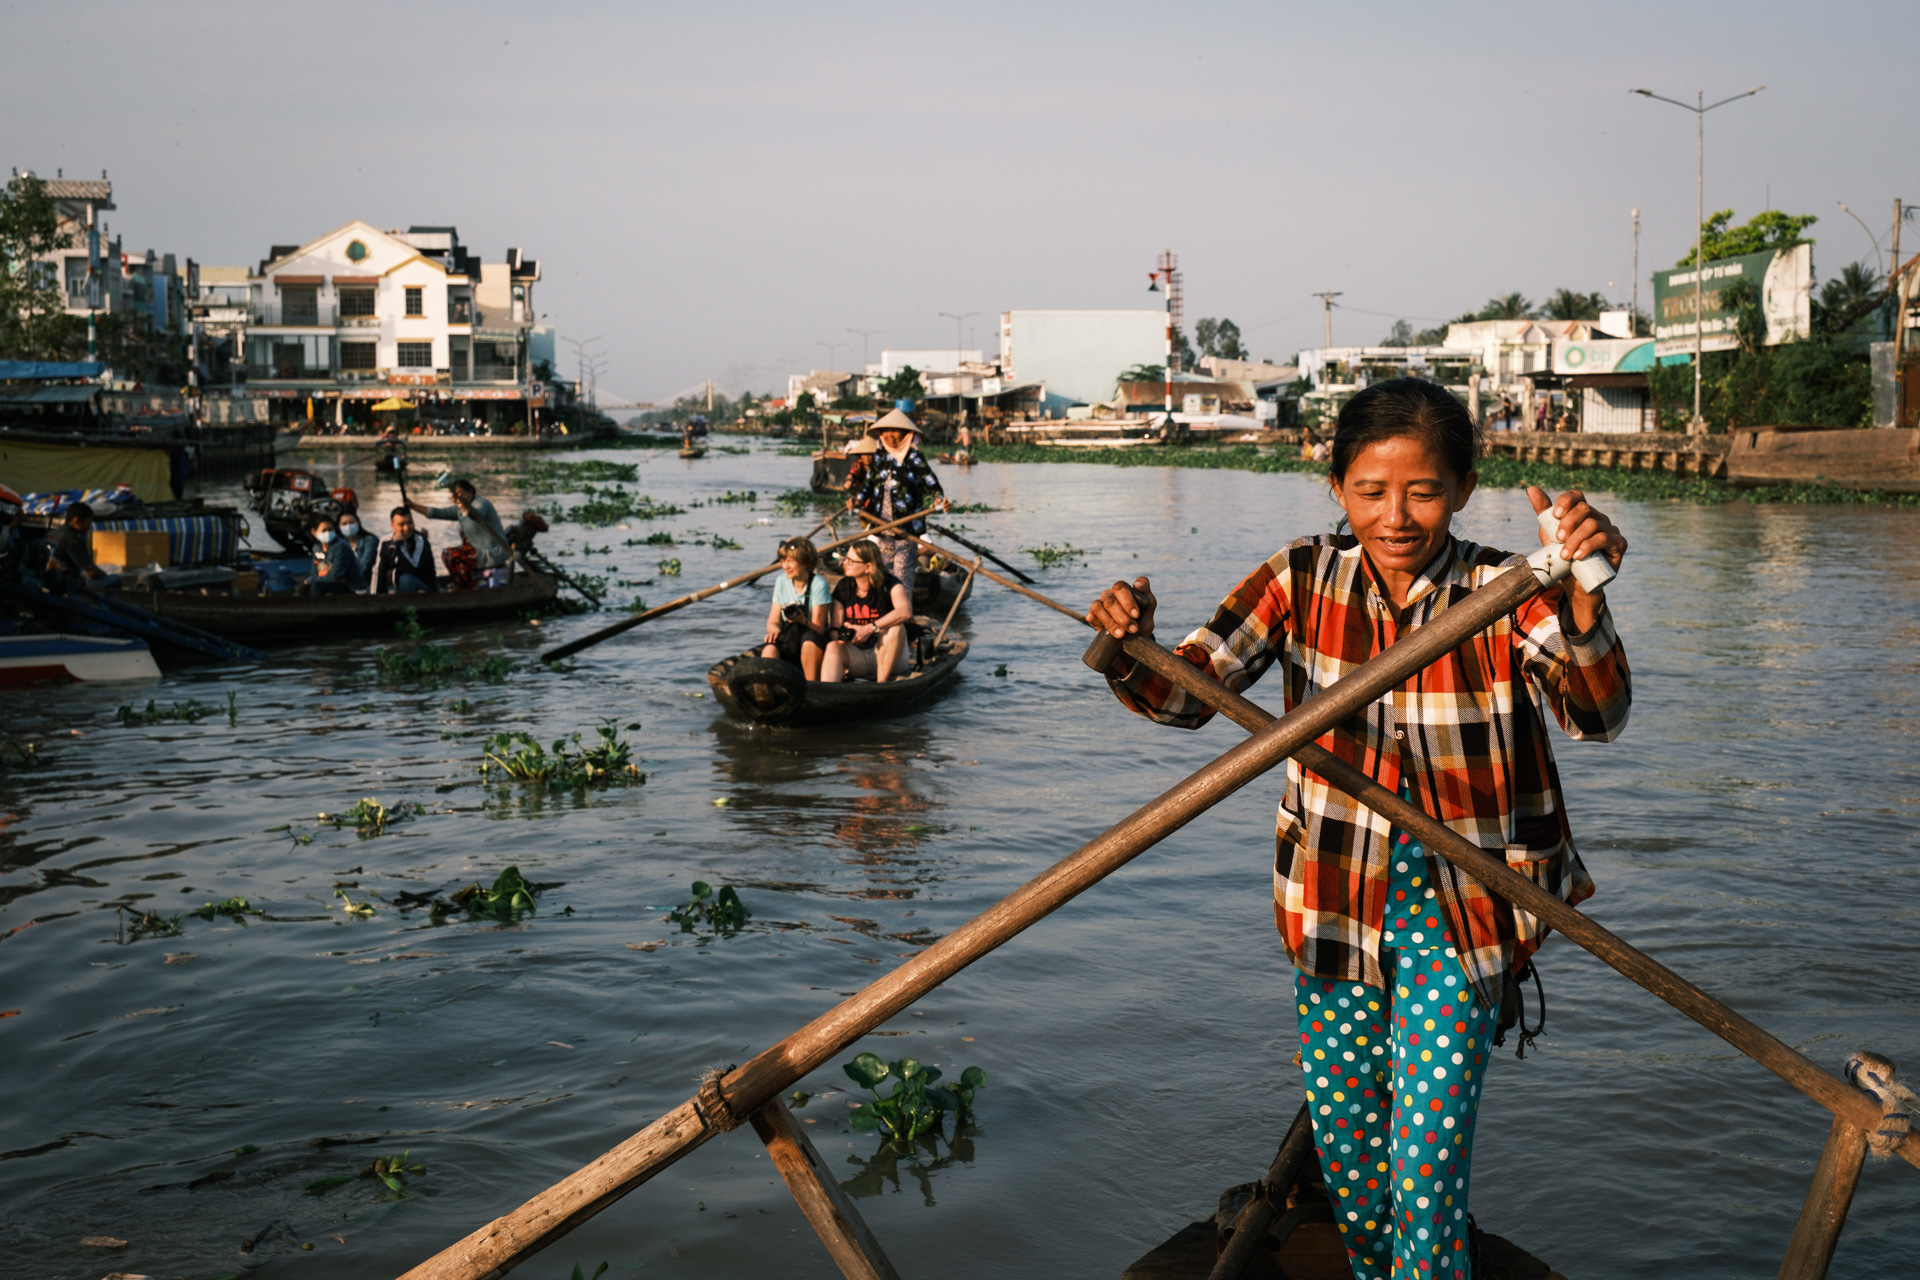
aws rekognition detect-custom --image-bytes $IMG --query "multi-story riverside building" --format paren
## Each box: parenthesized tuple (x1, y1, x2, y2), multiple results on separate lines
(242, 221, 546, 428)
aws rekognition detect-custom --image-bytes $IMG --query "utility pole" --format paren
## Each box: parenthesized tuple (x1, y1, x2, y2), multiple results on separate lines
(1631, 209, 1641, 335)
(1894, 199, 1910, 423)
(1311, 290, 1343, 349)
(1631, 84, 1765, 434)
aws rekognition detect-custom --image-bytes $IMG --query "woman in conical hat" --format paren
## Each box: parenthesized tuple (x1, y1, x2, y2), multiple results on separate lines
(851, 409, 944, 593)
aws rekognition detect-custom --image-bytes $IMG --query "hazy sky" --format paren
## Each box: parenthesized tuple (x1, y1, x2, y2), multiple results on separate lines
(4, 1, 1912, 403)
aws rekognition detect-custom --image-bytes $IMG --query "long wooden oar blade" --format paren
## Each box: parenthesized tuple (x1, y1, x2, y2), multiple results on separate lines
(537, 507, 933, 663)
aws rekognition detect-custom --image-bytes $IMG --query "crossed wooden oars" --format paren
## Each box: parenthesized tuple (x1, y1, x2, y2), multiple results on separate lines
(403, 523, 1912, 1280)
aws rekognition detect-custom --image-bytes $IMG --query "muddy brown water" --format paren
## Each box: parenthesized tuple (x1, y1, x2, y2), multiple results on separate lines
(2, 441, 1915, 1279)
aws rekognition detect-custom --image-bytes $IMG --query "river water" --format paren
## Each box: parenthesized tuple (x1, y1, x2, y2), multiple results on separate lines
(3, 441, 1915, 1280)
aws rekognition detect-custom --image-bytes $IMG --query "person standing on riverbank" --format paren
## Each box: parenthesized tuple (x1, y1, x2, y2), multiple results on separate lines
(852, 408, 944, 594)
(408, 478, 512, 588)
(1086, 378, 1630, 1280)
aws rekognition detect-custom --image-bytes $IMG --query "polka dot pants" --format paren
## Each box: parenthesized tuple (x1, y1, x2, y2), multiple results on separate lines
(1295, 783, 1495, 1280)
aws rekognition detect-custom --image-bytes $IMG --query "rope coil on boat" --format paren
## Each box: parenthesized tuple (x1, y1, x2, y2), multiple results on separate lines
(1844, 1051, 1916, 1157)
(696, 1066, 743, 1132)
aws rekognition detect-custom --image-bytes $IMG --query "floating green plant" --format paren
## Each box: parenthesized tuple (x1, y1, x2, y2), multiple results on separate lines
(1021, 542, 1089, 569)
(709, 534, 742, 551)
(562, 486, 683, 526)
(376, 642, 513, 684)
(306, 1149, 426, 1199)
(317, 797, 416, 836)
(842, 1053, 987, 1144)
(656, 557, 682, 576)
(520, 459, 638, 491)
(481, 720, 645, 788)
(116, 699, 211, 726)
(667, 880, 749, 932)
(448, 865, 559, 922)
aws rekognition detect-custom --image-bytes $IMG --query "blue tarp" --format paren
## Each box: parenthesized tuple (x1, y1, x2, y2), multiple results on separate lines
(0, 361, 106, 380)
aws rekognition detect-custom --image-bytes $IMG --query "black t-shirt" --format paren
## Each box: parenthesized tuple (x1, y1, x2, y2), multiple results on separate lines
(833, 571, 898, 633)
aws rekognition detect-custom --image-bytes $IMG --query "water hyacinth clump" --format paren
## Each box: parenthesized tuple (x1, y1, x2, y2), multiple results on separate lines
(481, 720, 646, 788)
(842, 1052, 988, 1144)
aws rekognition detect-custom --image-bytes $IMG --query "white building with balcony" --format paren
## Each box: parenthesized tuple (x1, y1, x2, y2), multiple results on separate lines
(243, 221, 542, 427)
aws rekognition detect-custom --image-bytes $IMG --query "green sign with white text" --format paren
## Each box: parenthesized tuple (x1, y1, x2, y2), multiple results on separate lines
(1652, 243, 1810, 358)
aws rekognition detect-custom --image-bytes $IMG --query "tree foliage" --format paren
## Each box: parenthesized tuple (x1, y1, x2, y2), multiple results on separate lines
(0, 174, 75, 360)
(1647, 277, 1869, 431)
(1674, 209, 1817, 268)
(1476, 293, 1534, 321)
(1194, 316, 1247, 361)
(1540, 289, 1608, 321)
(876, 365, 923, 402)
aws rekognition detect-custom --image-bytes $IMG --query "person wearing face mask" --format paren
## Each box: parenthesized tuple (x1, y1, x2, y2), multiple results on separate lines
(307, 517, 366, 595)
(337, 507, 379, 589)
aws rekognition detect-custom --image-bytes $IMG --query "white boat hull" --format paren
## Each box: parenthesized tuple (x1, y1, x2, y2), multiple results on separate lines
(0, 634, 162, 686)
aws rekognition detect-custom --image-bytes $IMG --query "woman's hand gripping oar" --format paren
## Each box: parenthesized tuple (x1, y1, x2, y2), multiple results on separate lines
(538, 506, 939, 664)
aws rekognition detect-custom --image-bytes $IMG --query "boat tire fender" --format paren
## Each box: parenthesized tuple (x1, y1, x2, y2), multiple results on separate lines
(725, 657, 807, 723)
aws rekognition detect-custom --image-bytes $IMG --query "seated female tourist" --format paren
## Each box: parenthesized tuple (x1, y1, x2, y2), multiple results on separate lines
(761, 537, 829, 679)
(821, 539, 912, 683)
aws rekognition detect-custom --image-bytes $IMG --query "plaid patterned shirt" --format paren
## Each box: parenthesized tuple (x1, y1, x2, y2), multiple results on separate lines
(1109, 533, 1630, 1007)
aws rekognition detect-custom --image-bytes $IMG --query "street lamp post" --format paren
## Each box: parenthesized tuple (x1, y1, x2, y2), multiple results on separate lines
(1631, 84, 1764, 435)
(1835, 202, 1884, 278)
(847, 327, 883, 370)
(937, 312, 979, 423)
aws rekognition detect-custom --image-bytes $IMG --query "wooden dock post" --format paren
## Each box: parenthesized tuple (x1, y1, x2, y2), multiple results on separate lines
(750, 1097, 903, 1280)
(1775, 1116, 1870, 1280)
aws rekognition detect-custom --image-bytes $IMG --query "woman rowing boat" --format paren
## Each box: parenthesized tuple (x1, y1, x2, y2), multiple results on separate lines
(1086, 378, 1630, 1280)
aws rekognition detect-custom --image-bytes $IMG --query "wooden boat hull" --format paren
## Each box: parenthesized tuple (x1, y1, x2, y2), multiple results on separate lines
(124, 572, 556, 643)
(1724, 425, 1920, 493)
(706, 628, 968, 725)
(810, 452, 852, 493)
(0, 633, 160, 685)
(679, 447, 707, 459)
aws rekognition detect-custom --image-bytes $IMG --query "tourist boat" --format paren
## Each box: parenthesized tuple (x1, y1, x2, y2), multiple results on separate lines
(0, 632, 160, 686)
(125, 568, 558, 643)
(705, 622, 968, 725)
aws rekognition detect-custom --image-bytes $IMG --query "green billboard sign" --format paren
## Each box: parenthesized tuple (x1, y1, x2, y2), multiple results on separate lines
(1653, 243, 1811, 357)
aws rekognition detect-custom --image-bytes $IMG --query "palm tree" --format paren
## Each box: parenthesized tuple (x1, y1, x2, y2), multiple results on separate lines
(1540, 289, 1608, 321)
(1816, 261, 1885, 336)
(1475, 293, 1534, 321)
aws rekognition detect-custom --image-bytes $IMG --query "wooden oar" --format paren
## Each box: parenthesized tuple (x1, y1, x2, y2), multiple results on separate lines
(398, 558, 1570, 1280)
(853, 507, 1035, 585)
(924, 520, 1035, 585)
(932, 556, 978, 650)
(1083, 624, 1918, 1178)
(537, 507, 934, 663)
